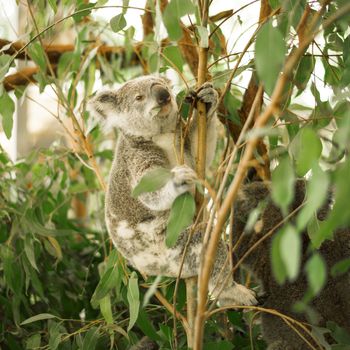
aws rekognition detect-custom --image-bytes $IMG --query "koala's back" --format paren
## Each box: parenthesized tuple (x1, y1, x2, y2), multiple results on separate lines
(233, 181, 350, 349)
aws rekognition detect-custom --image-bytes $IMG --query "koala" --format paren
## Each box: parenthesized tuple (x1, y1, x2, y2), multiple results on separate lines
(89, 75, 257, 306)
(232, 180, 350, 350)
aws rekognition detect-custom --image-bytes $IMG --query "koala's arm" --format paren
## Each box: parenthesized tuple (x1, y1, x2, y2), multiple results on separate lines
(188, 83, 218, 168)
(128, 147, 196, 211)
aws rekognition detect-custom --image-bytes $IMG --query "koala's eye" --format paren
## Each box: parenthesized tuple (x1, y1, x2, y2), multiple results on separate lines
(135, 95, 144, 101)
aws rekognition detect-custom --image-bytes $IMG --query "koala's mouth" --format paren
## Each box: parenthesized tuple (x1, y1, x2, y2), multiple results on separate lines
(151, 104, 173, 118)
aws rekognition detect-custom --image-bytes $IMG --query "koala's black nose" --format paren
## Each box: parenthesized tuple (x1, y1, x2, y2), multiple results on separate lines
(152, 84, 171, 106)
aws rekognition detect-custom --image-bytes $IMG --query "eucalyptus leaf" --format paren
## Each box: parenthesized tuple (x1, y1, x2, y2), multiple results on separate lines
(331, 258, 350, 277)
(163, 0, 196, 40)
(127, 271, 140, 331)
(48, 0, 57, 13)
(21, 313, 57, 325)
(110, 14, 127, 32)
(0, 54, 12, 82)
(28, 43, 47, 72)
(100, 295, 113, 324)
(290, 127, 322, 176)
(166, 192, 195, 248)
(26, 334, 41, 349)
(255, 20, 286, 95)
(132, 168, 171, 197)
(280, 225, 301, 281)
(81, 326, 99, 350)
(24, 235, 38, 271)
(163, 46, 184, 72)
(91, 264, 119, 304)
(0, 91, 15, 139)
(271, 157, 295, 215)
(306, 253, 326, 296)
(296, 166, 329, 231)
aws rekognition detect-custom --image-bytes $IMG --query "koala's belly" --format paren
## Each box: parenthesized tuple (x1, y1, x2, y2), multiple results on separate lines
(108, 217, 197, 278)
(152, 132, 193, 168)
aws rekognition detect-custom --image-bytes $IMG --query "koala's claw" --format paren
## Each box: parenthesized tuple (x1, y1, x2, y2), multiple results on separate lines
(171, 165, 197, 191)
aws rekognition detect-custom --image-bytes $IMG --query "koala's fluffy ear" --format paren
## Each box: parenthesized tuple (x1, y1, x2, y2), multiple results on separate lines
(88, 90, 118, 120)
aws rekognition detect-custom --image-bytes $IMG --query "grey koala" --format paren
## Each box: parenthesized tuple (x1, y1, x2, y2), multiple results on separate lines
(89, 75, 257, 306)
(232, 180, 350, 350)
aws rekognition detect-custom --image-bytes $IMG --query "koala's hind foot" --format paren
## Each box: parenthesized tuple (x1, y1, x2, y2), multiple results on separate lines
(208, 238, 258, 307)
(211, 281, 258, 307)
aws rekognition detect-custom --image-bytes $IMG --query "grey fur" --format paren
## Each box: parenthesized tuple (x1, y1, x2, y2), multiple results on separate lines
(89, 75, 257, 306)
(232, 180, 350, 349)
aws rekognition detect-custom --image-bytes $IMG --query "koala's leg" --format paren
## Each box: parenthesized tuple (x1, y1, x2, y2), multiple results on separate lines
(173, 229, 257, 306)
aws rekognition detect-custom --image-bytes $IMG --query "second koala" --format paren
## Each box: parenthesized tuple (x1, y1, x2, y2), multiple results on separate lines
(90, 75, 257, 306)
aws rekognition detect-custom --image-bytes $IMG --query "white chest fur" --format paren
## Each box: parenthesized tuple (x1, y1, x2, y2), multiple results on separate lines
(152, 133, 179, 168)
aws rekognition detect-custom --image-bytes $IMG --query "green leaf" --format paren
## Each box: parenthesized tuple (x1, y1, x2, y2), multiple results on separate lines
(0, 91, 15, 139)
(137, 310, 162, 342)
(223, 92, 241, 125)
(163, 0, 196, 40)
(255, 20, 286, 95)
(21, 313, 57, 325)
(166, 192, 195, 247)
(48, 0, 57, 13)
(0, 54, 12, 82)
(132, 168, 171, 197)
(127, 272, 140, 331)
(28, 43, 47, 72)
(296, 166, 329, 231)
(280, 225, 301, 281)
(48, 321, 61, 350)
(290, 127, 322, 176)
(295, 55, 315, 92)
(110, 14, 127, 32)
(82, 326, 99, 350)
(0, 246, 23, 295)
(331, 258, 350, 277)
(271, 157, 295, 215)
(271, 226, 287, 284)
(268, 0, 280, 10)
(312, 159, 350, 247)
(73, 3, 96, 22)
(91, 264, 119, 304)
(24, 235, 39, 271)
(100, 295, 113, 324)
(26, 334, 41, 349)
(163, 46, 184, 72)
(305, 253, 326, 295)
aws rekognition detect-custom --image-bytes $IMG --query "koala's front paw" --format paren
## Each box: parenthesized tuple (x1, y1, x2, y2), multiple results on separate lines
(171, 165, 197, 194)
(185, 82, 218, 115)
(196, 82, 218, 108)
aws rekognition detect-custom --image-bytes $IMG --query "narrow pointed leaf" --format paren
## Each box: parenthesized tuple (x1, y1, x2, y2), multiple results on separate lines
(166, 192, 195, 247)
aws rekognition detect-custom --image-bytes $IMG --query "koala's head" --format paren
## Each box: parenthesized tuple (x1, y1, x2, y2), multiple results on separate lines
(89, 75, 178, 137)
